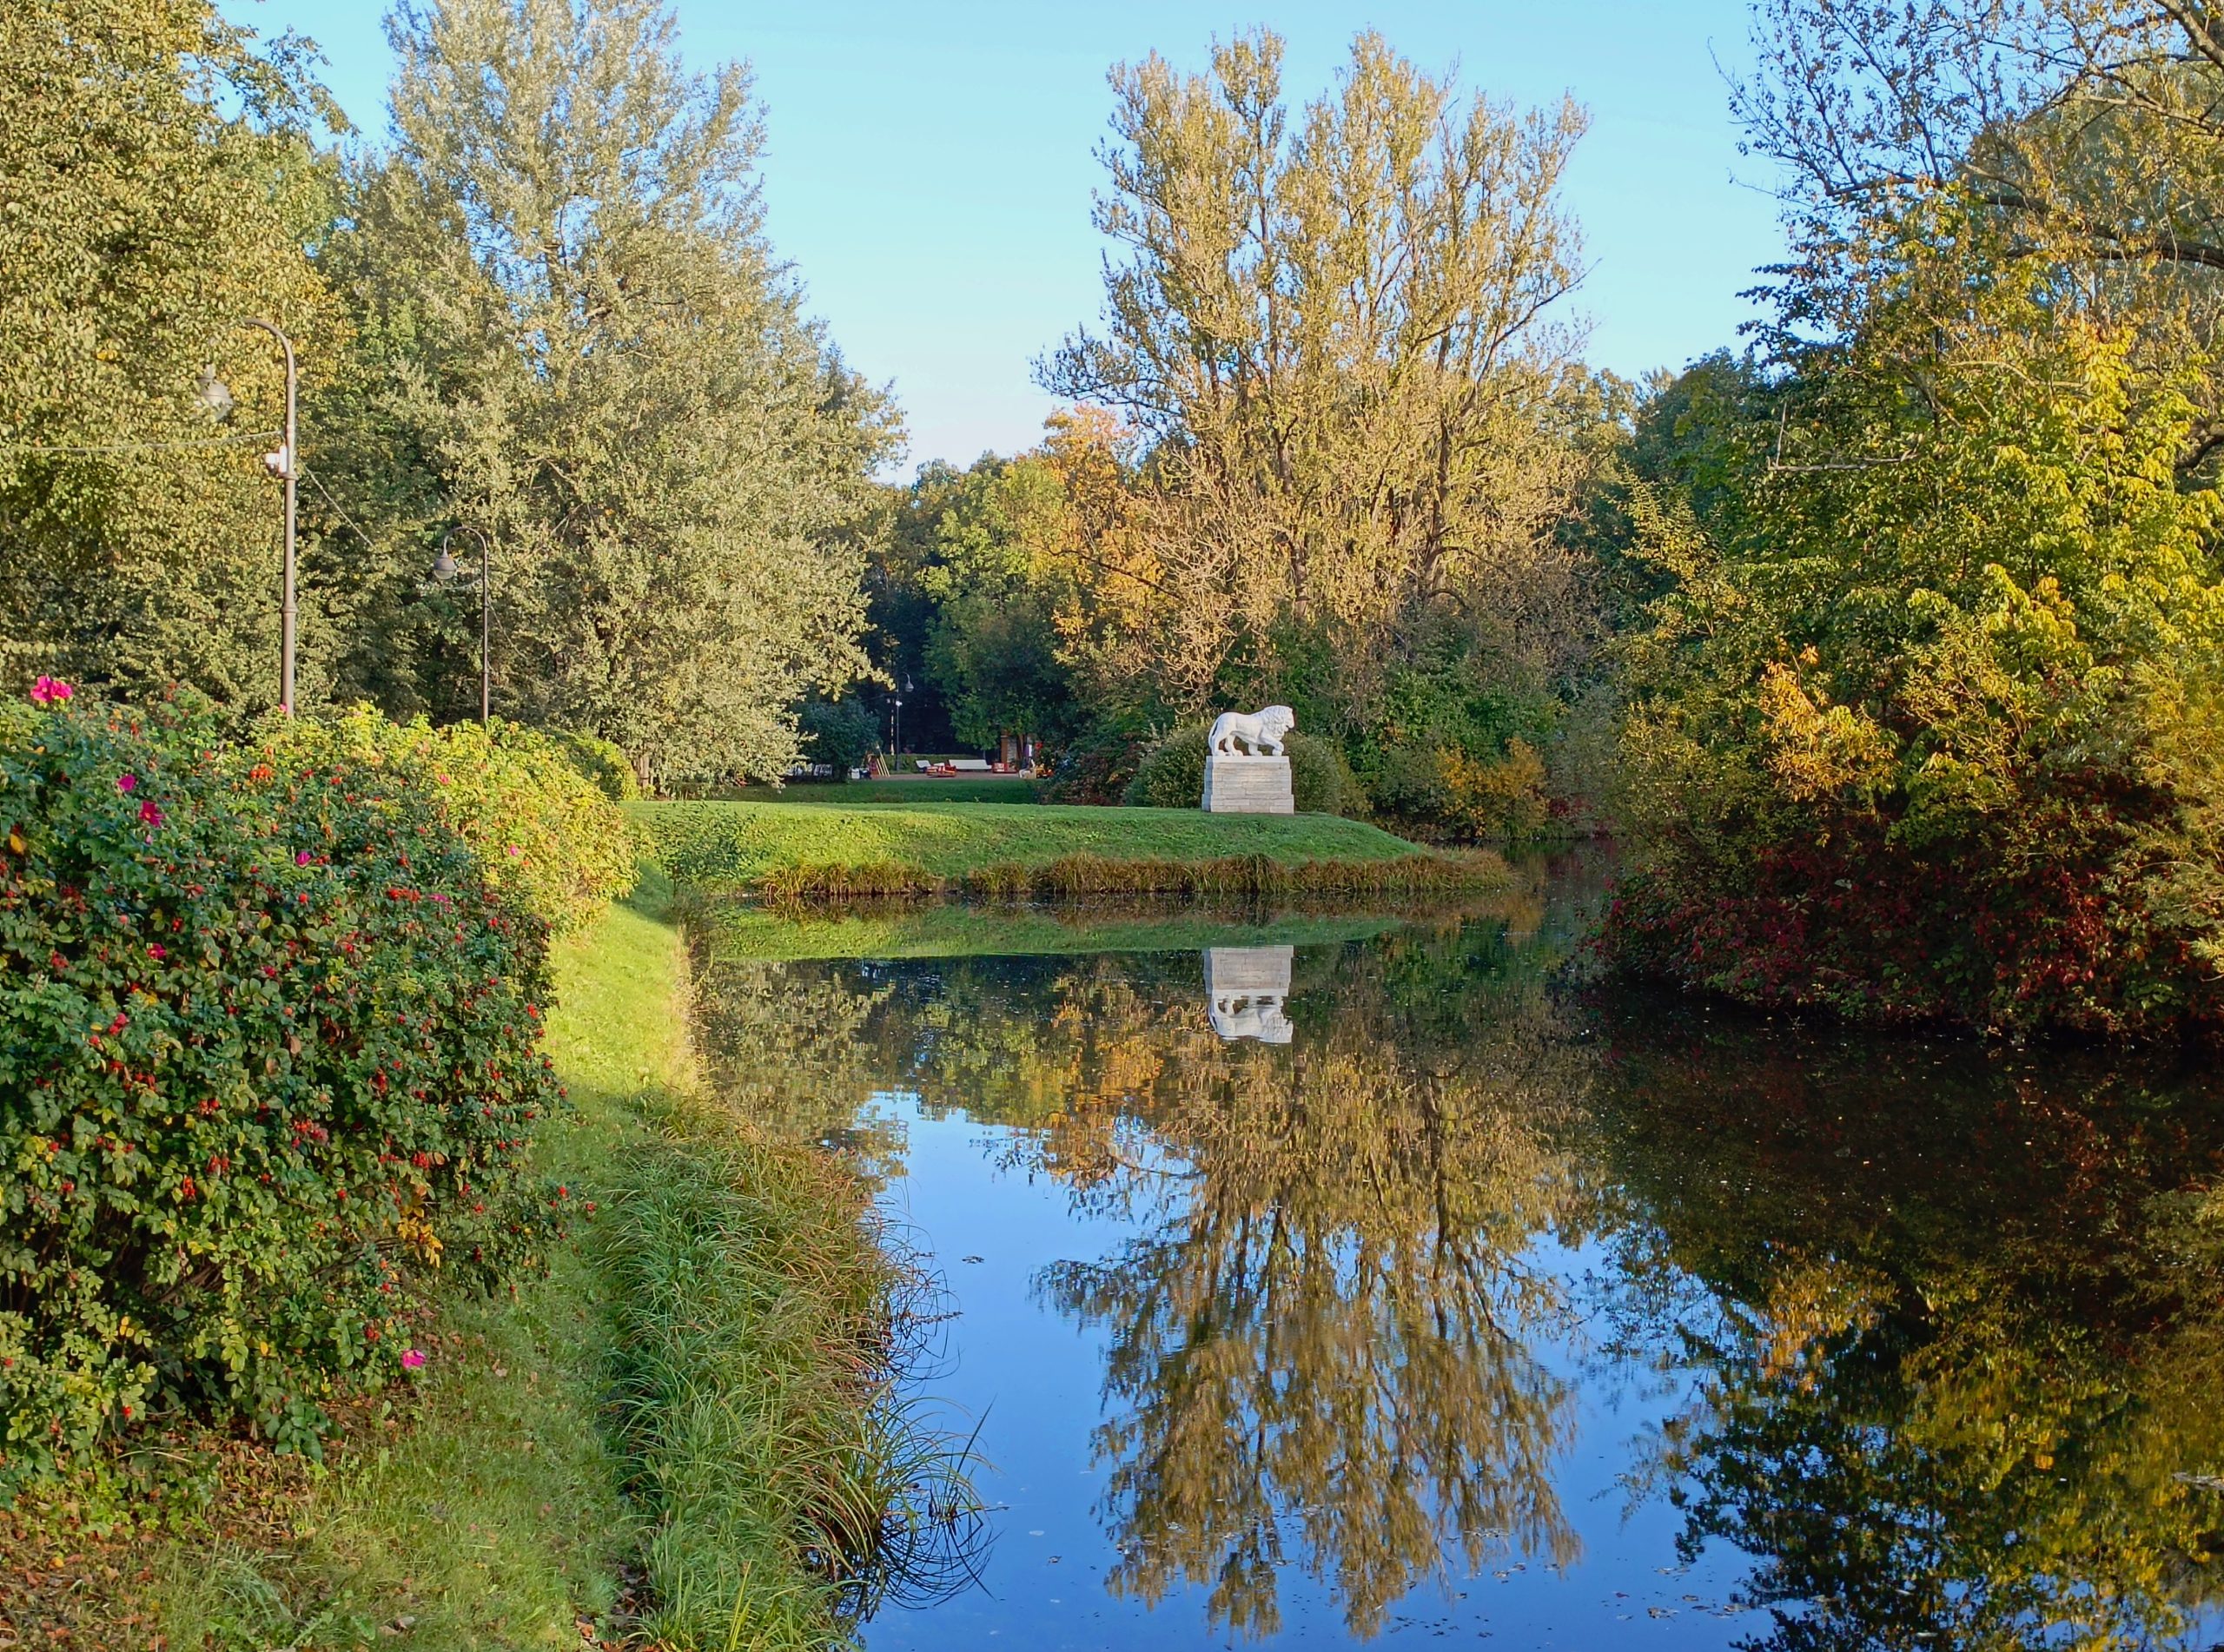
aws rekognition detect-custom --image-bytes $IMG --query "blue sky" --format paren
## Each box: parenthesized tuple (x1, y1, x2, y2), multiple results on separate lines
(221, 1, 1788, 472)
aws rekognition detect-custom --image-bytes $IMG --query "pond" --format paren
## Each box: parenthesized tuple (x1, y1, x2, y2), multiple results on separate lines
(685, 870, 2224, 1650)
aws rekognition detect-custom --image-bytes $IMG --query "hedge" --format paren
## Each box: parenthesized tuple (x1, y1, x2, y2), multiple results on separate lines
(0, 691, 571, 1482)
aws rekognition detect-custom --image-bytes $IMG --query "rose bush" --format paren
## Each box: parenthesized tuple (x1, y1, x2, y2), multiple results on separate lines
(0, 692, 570, 1482)
(261, 710, 637, 934)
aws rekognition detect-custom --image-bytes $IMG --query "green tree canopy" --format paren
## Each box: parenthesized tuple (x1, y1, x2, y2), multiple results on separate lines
(0, 0, 337, 704)
(916, 454, 1080, 749)
(331, 0, 897, 784)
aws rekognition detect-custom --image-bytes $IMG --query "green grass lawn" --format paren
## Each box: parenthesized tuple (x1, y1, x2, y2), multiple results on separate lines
(633, 798, 1497, 897)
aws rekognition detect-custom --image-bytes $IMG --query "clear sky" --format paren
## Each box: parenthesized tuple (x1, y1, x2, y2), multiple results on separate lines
(219, 1, 1788, 473)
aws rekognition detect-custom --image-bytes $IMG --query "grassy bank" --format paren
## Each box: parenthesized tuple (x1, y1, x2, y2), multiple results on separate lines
(580, 871, 950, 1647)
(634, 798, 1505, 899)
(3, 874, 923, 1649)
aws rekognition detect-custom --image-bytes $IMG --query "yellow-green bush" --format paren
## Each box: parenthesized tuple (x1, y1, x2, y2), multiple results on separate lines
(262, 711, 636, 934)
(1439, 739, 1551, 841)
(545, 728, 641, 803)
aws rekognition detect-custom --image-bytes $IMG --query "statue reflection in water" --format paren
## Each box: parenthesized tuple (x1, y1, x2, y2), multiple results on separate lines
(1204, 945, 1294, 1043)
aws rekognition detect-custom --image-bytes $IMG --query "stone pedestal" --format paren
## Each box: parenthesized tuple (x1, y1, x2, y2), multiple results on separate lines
(1201, 753, 1294, 814)
(1205, 946, 1294, 1043)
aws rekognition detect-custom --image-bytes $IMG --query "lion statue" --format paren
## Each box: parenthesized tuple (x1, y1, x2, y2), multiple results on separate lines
(1208, 704, 1296, 757)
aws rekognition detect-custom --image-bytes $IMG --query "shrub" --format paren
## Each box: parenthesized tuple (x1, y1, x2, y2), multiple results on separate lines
(264, 711, 637, 934)
(546, 728, 641, 802)
(1439, 739, 1551, 842)
(797, 697, 878, 778)
(0, 691, 569, 1483)
(1123, 725, 1361, 816)
(1365, 743, 1456, 827)
(1036, 724, 1155, 803)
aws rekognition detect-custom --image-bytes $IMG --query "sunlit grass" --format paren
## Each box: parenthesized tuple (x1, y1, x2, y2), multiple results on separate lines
(633, 798, 1504, 898)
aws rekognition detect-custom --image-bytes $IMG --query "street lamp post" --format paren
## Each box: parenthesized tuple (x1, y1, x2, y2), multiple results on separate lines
(202, 320, 298, 714)
(429, 525, 493, 724)
(891, 696, 904, 762)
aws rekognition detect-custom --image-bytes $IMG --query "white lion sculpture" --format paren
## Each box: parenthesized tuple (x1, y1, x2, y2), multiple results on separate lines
(1208, 704, 1295, 757)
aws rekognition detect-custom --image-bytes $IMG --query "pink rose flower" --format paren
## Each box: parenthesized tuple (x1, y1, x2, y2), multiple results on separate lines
(116, 774, 137, 793)
(30, 676, 72, 705)
(400, 1348, 427, 1371)
(138, 799, 162, 828)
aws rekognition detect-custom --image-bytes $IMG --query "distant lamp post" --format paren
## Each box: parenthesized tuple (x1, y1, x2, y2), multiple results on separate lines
(200, 319, 299, 714)
(429, 525, 493, 724)
(891, 695, 904, 759)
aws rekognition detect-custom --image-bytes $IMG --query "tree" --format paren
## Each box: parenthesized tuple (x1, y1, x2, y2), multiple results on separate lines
(796, 695, 877, 776)
(918, 454, 1081, 749)
(333, 0, 897, 784)
(0, 0, 337, 705)
(1598, 0, 2224, 1033)
(870, 412, 1144, 760)
(1734, 0, 2224, 446)
(1609, 221, 2224, 1031)
(1040, 30, 1598, 750)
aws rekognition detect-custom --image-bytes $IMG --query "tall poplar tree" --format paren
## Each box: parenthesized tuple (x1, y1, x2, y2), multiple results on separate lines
(1041, 30, 1596, 737)
(334, 0, 897, 783)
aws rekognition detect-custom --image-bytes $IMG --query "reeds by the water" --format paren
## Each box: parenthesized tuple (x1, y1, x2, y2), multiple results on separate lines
(597, 1101, 984, 1647)
(752, 849, 1509, 903)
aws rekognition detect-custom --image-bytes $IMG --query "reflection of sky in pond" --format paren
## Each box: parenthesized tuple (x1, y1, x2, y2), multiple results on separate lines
(688, 895, 2224, 1651)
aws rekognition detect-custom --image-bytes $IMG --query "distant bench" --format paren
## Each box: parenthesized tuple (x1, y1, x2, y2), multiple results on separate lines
(915, 758, 995, 772)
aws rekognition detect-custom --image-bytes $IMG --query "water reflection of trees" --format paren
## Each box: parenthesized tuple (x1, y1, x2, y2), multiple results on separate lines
(1590, 1003, 2224, 1652)
(887, 925, 1603, 1641)
(686, 906, 2224, 1649)
(690, 950, 908, 1175)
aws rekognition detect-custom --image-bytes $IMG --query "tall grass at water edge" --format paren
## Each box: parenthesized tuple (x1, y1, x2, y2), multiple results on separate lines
(563, 867, 983, 1648)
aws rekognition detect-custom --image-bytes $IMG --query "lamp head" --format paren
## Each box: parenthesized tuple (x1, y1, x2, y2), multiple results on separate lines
(195, 365, 235, 421)
(430, 546, 460, 581)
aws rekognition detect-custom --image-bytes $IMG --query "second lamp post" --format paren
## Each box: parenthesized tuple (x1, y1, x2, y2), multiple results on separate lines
(430, 525, 493, 724)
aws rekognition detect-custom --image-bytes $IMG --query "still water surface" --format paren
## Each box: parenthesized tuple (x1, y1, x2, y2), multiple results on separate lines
(690, 878, 2224, 1650)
